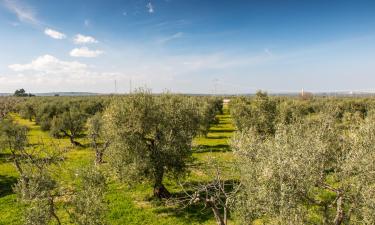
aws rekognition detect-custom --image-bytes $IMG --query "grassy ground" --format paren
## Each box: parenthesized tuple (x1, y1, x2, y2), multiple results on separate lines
(0, 106, 236, 225)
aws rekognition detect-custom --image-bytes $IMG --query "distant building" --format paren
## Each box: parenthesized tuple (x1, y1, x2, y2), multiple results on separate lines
(223, 99, 231, 105)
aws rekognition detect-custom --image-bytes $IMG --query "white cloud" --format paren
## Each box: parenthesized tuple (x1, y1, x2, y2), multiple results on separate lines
(70, 47, 103, 58)
(3, 0, 39, 25)
(44, 28, 66, 39)
(3, 55, 122, 93)
(9, 55, 87, 72)
(73, 34, 98, 44)
(146, 2, 154, 13)
(158, 32, 183, 44)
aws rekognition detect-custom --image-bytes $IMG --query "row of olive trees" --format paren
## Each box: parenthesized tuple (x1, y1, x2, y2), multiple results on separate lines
(17, 97, 107, 146)
(0, 97, 25, 119)
(195, 97, 223, 137)
(7, 92, 224, 206)
(230, 91, 375, 136)
(229, 93, 375, 224)
(7, 91, 375, 224)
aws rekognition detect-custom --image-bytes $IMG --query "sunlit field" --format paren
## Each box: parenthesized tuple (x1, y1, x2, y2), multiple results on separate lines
(2, 1, 375, 224)
(1, 94, 375, 224)
(1, 97, 236, 225)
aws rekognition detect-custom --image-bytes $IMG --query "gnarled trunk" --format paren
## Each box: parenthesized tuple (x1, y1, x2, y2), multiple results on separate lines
(69, 135, 82, 147)
(334, 194, 344, 225)
(95, 150, 104, 165)
(153, 183, 171, 199)
(153, 167, 171, 199)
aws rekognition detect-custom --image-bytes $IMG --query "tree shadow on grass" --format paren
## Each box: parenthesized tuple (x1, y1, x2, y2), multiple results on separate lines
(0, 153, 13, 163)
(0, 175, 17, 197)
(209, 129, 236, 133)
(154, 201, 214, 224)
(206, 135, 230, 139)
(193, 144, 231, 153)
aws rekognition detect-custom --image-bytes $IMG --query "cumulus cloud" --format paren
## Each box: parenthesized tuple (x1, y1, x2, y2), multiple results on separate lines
(146, 2, 154, 13)
(73, 34, 98, 44)
(44, 28, 66, 39)
(9, 55, 87, 72)
(70, 47, 103, 58)
(3, 55, 123, 93)
(3, 0, 39, 25)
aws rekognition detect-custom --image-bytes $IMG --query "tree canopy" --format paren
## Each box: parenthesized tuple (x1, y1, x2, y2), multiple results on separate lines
(103, 91, 200, 198)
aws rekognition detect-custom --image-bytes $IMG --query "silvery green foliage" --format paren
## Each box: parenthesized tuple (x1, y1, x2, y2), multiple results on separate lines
(103, 91, 199, 197)
(196, 97, 222, 137)
(230, 91, 277, 135)
(19, 101, 36, 121)
(1, 118, 64, 225)
(12, 145, 63, 225)
(340, 115, 375, 224)
(0, 117, 28, 153)
(0, 97, 23, 119)
(14, 169, 60, 225)
(68, 166, 107, 225)
(50, 106, 87, 146)
(232, 115, 375, 224)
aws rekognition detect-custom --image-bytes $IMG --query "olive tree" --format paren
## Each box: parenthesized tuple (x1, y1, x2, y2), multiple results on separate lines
(196, 97, 222, 137)
(232, 115, 375, 224)
(13, 150, 63, 225)
(87, 113, 109, 165)
(0, 97, 22, 119)
(0, 117, 28, 176)
(35, 102, 62, 131)
(0, 119, 64, 225)
(19, 101, 36, 121)
(50, 106, 87, 146)
(67, 166, 107, 225)
(104, 91, 199, 198)
(230, 91, 277, 136)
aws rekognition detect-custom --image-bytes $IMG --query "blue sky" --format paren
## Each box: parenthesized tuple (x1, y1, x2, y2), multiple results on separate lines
(1, 0, 375, 93)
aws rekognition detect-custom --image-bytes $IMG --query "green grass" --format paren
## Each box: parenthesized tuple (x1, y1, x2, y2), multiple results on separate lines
(0, 106, 236, 225)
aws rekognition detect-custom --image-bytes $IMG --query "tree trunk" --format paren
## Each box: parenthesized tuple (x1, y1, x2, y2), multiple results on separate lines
(322, 204, 329, 225)
(153, 183, 171, 199)
(153, 168, 171, 199)
(69, 136, 82, 147)
(206, 199, 225, 225)
(211, 207, 225, 225)
(48, 196, 61, 225)
(334, 195, 344, 225)
(95, 150, 103, 165)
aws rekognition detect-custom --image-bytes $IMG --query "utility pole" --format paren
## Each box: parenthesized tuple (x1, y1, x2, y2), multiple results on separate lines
(114, 80, 117, 94)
